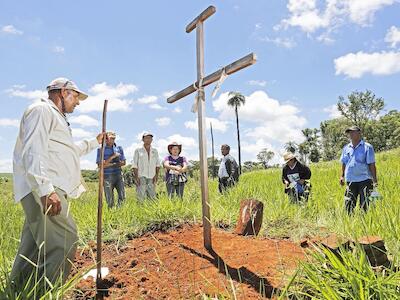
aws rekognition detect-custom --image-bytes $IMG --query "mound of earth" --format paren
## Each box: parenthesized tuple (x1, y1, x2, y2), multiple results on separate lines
(72, 224, 305, 299)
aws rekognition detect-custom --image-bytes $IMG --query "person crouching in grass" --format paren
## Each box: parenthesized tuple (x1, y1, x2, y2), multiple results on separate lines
(163, 142, 188, 198)
(282, 152, 312, 203)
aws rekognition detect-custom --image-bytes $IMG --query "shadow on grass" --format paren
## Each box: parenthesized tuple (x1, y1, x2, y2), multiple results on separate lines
(180, 244, 280, 298)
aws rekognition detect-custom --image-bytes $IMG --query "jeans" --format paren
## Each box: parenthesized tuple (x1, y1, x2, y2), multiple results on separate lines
(104, 173, 125, 208)
(136, 177, 156, 201)
(345, 179, 373, 214)
(166, 182, 185, 198)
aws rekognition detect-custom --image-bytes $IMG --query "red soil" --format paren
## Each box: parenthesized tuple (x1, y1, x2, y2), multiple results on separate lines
(73, 224, 305, 299)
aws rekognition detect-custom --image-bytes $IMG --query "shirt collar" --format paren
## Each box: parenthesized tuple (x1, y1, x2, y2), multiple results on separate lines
(350, 139, 364, 149)
(289, 161, 297, 170)
(41, 98, 68, 121)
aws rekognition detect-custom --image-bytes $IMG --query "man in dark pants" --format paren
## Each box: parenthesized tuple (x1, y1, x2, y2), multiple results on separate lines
(218, 144, 239, 193)
(97, 131, 126, 208)
(340, 126, 378, 214)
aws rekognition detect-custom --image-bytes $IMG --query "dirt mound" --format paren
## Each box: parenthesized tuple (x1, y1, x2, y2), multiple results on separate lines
(73, 224, 305, 299)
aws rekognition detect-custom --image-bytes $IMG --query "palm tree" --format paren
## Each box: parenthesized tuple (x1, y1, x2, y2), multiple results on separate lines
(284, 141, 298, 154)
(227, 92, 246, 174)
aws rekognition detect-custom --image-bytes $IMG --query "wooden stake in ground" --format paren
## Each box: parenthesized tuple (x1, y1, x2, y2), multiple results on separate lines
(167, 6, 256, 250)
(96, 99, 108, 300)
(210, 122, 215, 179)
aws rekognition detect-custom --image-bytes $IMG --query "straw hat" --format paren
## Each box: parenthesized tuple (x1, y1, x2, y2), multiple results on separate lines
(168, 142, 182, 155)
(283, 152, 296, 164)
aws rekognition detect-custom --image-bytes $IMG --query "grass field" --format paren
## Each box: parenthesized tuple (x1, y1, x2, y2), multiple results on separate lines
(1, 148, 400, 299)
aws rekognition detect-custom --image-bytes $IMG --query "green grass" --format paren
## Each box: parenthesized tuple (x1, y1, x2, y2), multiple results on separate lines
(1, 148, 400, 298)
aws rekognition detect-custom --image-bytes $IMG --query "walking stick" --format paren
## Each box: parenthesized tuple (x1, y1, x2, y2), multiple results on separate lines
(96, 99, 108, 300)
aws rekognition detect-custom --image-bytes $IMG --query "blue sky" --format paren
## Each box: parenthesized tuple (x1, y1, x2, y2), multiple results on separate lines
(1, 0, 400, 171)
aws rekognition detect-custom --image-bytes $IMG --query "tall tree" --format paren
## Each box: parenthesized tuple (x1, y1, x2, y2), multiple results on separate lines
(227, 91, 246, 174)
(284, 141, 298, 154)
(337, 90, 385, 131)
(298, 128, 321, 163)
(320, 118, 350, 161)
(257, 148, 275, 169)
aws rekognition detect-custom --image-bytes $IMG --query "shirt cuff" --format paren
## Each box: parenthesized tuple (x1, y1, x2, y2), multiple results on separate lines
(37, 183, 55, 198)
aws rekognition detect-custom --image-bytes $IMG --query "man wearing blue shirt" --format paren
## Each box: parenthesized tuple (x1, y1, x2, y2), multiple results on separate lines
(97, 131, 126, 208)
(340, 126, 378, 214)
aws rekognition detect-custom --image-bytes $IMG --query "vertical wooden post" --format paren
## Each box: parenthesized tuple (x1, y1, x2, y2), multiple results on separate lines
(210, 122, 215, 179)
(196, 22, 212, 250)
(96, 99, 108, 300)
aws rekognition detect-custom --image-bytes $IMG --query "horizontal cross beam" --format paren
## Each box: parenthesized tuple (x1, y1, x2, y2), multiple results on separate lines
(167, 52, 257, 104)
(186, 6, 216, 33)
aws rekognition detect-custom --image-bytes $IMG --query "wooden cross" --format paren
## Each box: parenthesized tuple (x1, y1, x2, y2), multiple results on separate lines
(167, 5, 256, 250)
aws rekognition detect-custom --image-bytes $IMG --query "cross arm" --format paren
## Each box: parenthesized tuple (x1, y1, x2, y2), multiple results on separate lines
(186, 6, 216, 33)
(167, 52, 257, 104)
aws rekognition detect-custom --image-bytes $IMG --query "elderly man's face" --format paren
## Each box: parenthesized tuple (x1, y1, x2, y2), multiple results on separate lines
(221, 146, 229, 156)
(347, 130, 361, 142)
(61, 89, 80, 113)
(143, 136, 153, 145)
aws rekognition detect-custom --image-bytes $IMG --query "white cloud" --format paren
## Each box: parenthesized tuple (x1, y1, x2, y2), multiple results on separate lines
(172, 106, 182, 113)
(347, 0, 395, 24)
(53, 46, 65, 53)
(385, 26, 400, 48)
(155, 134, 198, 160)
(334, 51, 400, 78)
(247, 80, 267, 87)
(258, 36, 297, 48)
(1, 25, 23, 35)
(6, 86, 47, 100)
(0, 118, 19, 128)
(69, 115, 99, 127)
(323, 104, 342, 118)
(0, 159, 12, 173)
(125, 133, 198, 162)
(213, 91, 306, 144)
(71, 127, 93, 139)
(162, 90, 175, 98)
(278, 0, 396, 39)
(149, 103, 166, 110)
(137, 95, 158, 104)
(80, 159, 97, 170)
(155, 117, 171, 127)
(184, 117, 229, 133)
(78, 82, 138, 113)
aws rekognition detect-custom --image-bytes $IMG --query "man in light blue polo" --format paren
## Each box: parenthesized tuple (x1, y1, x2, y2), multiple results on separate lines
(340, 126, 378, 214)
(96, 131, 126, 208)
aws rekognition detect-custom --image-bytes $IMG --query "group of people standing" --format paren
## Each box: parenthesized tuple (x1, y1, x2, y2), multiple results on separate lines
(9, 77, 379, 297)
(97, 131, 241, 208)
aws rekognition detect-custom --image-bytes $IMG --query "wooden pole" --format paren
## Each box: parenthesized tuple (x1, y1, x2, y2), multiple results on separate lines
(96, 100, 108, 300)
(210, 122, 215, 179)
(196, 21, 212, 250)
(167, 53, 256, 104)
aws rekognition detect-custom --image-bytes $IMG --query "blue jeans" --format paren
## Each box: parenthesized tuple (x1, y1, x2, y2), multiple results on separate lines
(166, 182, 185, 198)
(104, 173, 125, 208)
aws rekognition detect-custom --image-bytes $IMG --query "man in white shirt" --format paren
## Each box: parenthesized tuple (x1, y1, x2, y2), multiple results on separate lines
(11, 78, 103, 293)
(218, 144, 239, 193)
(132, 132, 160, 200)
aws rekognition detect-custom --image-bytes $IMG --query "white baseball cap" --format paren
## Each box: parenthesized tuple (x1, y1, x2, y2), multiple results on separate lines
(46, 77, 88, 100)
